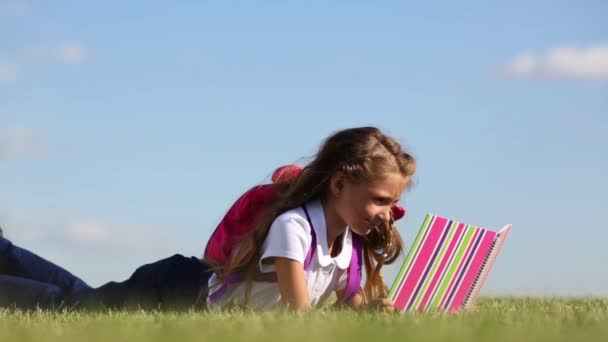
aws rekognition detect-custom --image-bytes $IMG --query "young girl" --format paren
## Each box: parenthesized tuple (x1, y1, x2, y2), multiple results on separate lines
(0, 126, 416, 311)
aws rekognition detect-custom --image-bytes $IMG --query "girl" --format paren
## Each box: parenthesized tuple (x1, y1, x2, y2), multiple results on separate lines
(0, 126, 416, 311)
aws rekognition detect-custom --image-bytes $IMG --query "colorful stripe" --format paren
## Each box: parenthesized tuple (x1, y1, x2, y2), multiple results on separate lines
(389, 214, 435, 310)
(463, 224, 512, 308)
(440, 228, 482, 310)
(416, 221, 465, 311)
(448, 230, 496, 311)
(390, 214, 510, 313)
(405, 219, 453, 311)
(426, 222, 471, 311)
(392, 215, 447, 310)
(388, 214, 434, 301)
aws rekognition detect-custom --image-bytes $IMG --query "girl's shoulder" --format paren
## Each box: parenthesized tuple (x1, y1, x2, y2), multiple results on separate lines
(271, 206, 310, 232)
(270, 199, 320, 236)
(261, 202, 317, 263)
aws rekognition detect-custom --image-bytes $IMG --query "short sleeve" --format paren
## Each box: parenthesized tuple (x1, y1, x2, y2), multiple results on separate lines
(259, 214, 312, 273)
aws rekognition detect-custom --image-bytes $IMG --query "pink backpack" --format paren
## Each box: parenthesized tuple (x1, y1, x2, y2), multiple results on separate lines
(203, 165, 405, 304)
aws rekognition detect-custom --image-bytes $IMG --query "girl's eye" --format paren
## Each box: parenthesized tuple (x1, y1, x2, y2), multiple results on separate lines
(374, 197, 391, 205)
(374, 196, 400, 205)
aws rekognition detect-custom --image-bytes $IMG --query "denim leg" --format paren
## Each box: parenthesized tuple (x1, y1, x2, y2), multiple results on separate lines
(71, 254, 212, 310)
(120, 254, 211, 309)
(0, 275, 65, 310)
(0, 237, 91, 294)
(1, 239, 211, 311)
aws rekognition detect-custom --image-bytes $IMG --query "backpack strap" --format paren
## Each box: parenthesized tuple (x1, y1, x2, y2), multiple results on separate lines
(301, 204, 317, 269)
(305, 204, 363, 305)
(208, 205, 317, 303)
(337, 233, 363, 304)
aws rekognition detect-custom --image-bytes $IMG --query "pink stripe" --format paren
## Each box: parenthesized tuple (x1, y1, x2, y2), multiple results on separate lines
(438, 228, 480, 310)
(416, 222, 466, 311)
(393, 216, 448, 311)
(449, 231, 497, 312)
(468, 227, 511, 306)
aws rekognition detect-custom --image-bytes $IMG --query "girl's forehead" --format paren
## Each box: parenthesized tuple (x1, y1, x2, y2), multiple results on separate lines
(358, 173, 407, 196)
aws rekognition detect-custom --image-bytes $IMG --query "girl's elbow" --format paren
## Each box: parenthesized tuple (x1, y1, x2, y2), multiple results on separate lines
(347, 293, 366, 308)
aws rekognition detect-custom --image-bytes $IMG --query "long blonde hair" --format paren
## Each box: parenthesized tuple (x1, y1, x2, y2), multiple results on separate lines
(204, 126, 416, 304)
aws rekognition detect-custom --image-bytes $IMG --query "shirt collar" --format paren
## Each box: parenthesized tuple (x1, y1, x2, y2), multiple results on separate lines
(306, 199, 353, 269)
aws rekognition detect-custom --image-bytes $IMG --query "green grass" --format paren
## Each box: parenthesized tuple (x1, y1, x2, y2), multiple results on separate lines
(1, 298, 607, 342)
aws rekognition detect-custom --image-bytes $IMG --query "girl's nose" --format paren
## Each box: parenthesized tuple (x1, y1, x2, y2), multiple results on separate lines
(377, 207, 391, 224)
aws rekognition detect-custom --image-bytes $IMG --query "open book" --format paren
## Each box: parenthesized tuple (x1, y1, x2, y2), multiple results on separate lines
(388, 213, 512, 313)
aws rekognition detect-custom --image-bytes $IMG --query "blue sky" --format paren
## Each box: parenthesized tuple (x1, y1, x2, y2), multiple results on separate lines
(1, 0, 607, 296)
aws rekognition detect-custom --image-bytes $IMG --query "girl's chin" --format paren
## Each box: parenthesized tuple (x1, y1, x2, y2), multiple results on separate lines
(351, 226, 373, 236)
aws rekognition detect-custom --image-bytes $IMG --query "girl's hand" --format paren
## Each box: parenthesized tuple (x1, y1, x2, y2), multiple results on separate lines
(366, 298, 395, 313)
(336, 288, 394, 313)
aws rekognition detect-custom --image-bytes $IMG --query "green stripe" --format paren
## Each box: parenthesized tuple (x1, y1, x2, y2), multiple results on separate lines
(428, 225, 477, 311)
(412, 219, 459, 311)
(388, 213, 433, 300)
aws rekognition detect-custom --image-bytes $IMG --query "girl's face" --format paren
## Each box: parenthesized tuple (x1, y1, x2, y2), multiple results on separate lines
(333, 172, 407, 237)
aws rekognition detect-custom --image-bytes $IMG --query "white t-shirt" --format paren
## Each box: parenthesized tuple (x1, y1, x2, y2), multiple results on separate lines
(206, 198, 353, 310)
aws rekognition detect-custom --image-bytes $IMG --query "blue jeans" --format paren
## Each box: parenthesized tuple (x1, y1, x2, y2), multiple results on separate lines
(0, 237, 211, 311)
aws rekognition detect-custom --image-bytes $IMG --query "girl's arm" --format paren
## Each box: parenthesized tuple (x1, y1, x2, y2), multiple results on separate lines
(335, 288, 366, 309)
(273, 257, 312, 311)
(335, 288, 394, 312)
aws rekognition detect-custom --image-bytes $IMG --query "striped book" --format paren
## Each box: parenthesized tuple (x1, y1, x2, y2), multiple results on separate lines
(388, 213, 512, 313)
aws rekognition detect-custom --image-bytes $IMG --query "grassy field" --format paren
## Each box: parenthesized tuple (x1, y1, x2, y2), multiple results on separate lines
(1, 297, 607, 342)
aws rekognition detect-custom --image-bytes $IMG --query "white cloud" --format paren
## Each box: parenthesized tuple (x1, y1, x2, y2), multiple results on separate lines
(56, 43, 87, 64)
(5, 213, 174, 255)
(2, 213, 180, 287)
(0, 127, 49, 159)
(63, 218, 171, 253)
(501, 44, 608, 81)
(0, 42, 89, 82)
(66, 220, 110, 244)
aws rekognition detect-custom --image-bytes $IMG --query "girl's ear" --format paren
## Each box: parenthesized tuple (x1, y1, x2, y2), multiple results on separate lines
(329, 171, 346, 198)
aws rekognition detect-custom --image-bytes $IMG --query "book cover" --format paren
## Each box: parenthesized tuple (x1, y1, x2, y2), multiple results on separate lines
(388, 214, 512, 313)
